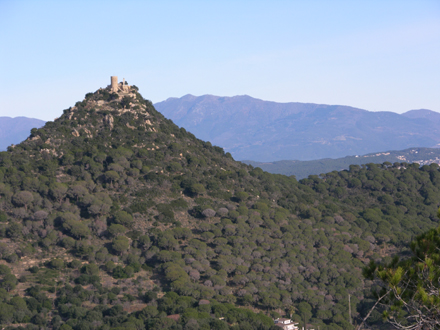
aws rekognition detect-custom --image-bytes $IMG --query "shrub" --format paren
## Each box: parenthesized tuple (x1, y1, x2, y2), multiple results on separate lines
(5, 253, 18, 263)
(105, 261, 116, 272)
(170, 198, 188, 210)
(107, 224, 127, 237)
(156, 204, 174, 223)
(112, 265, 134, 279)
(234, 191, 249, 202)
(112, 211, 134, 228)
(216, 208, 229, 217)
(81, 263, 99, 276)
(0, 211, 7, 222)
(69, 260, 82, 269)
(49, 259, 65, 270)
(112, 236, 130, 255)
(202, 209, 216, 218)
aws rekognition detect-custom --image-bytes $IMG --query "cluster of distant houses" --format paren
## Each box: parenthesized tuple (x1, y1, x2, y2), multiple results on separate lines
(165, 300, 314, 330)
(274, 318, 315, 330)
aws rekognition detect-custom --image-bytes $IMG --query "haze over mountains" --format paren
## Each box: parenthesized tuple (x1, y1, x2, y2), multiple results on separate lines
(155, 94, 440, 162)
(3, 96, 440, 169)
(0, 117, 45, 151)
(245, 147, 440, 179)
(1, 81, 440, 328)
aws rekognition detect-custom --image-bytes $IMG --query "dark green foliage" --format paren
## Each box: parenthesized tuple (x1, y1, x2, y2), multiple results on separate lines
(112, 210, 134, 228)
(245, 147, 440, 179)
(108, 223, 127, 237)
(362, 224, 440, 328)
(112, 236, 130, 255)
(170, 198, 188, 210)
(0, 211, 7, 222)
(125, 200, 155, 214)
(48, 258, 65, 270)
(1, 84, 440, 328)
(112, 265, 134, 279)
(156, 204, 174, 223)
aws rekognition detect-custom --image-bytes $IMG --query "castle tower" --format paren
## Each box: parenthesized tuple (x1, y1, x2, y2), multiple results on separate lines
(110, 76, 118, 92)
(121, 77, 130, 92)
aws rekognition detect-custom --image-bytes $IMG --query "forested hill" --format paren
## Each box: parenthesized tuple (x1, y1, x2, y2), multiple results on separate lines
(244, 147, 440, 179)
(0, 83, 439, 329)
(154, 94, 440, 162)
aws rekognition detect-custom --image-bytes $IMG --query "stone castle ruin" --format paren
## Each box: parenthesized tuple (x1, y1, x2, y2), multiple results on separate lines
(110, 76, 130, 93)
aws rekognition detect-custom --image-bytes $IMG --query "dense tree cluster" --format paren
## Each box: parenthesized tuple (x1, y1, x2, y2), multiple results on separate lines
(0, 262, 274, 330)
(361, 224, 440, 329)
(246, 147, 440, 179)
(0, 85, 438, 329)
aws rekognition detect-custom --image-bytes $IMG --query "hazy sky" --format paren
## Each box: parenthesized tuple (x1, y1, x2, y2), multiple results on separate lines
(1, 0, 439, 121)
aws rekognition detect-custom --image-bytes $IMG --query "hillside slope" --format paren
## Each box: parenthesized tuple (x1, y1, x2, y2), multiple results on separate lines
(0, 82, 439, 329)
(245, 147, 440, 179)
(155, 95, 440, 161)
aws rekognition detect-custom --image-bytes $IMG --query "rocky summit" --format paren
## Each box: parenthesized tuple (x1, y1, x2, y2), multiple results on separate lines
(0, 80, 439, 329)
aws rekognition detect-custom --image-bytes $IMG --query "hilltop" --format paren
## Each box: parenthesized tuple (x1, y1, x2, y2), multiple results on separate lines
(0, 79, 439, 329)
(155, 94, 440, 161)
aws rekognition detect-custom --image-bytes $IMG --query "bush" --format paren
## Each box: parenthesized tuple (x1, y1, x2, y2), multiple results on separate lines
(7, 223, 23, 239)
(0, 265, 11, 275)
(81, 263, 99, 276)
(234, 191, 249, 202)
(216, 208, 229, 217)
(202, 209, 216, 218)
(49, 259, 65, 270)
(112, 236, 130, 255)
(0, 211, 7, 222)
(170, 198, 188, 210)
(105, 261, 116, 272)
(113, 211, 134, 228)
(108, 224, 127, 237)
(112, 266, 133, 279)
(28, 266, 39, 274)
(126, 200, 154, 214)
(143, 291, 157, 303)
(69, 260, 82, 269)
(5, 254, 18, 263)
(156, 204, 174, 223)
(61, 237, 76, 249)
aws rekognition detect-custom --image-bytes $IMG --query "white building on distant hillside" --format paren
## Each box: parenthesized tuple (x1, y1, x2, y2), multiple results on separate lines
(274, 318, 299, 330)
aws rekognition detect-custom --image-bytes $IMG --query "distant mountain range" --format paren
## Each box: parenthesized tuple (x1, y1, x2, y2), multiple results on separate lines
(0, 117, 46, 151)
(3, 98, 440, 165)
(3, 81, 440, 329)
(155, 95, 440, 162)
(243, 147, 440, 179)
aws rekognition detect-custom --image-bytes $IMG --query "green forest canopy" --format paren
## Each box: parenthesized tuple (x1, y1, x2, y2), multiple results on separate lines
(0, 85, 438, 329)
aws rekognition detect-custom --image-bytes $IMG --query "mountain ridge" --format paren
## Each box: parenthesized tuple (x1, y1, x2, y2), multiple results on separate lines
(155, 95, 440, 162)
(243, 147, 440, 179)
(0, 116, 45, 151)
(0, 81, 440, 329)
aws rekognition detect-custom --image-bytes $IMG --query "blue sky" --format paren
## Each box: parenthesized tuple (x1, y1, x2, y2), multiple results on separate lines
(0, 0, 439, 121)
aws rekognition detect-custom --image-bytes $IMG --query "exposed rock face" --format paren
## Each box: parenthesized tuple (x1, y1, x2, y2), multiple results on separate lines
(72, 129, 80, 137)
(20, 85, 158, 162)
(104, 114, 114, 130)
(2, 81, 440, 328)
